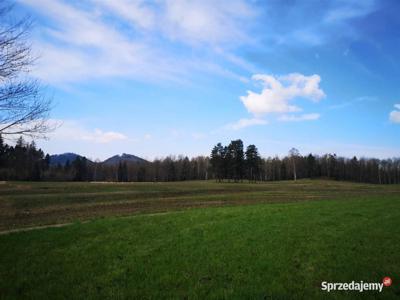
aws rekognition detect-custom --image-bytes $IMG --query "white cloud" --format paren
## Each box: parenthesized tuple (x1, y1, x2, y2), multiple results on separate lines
(240, 73, 325, 116)
(278, 113, 320, 122)
(81, 129, 127, 143)
(389, 104, 400, 123)
(225, 118, 268, 130)
(47, 119, 127, 143)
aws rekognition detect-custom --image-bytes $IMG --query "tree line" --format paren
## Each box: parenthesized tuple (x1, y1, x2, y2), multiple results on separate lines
(0, 136, 50, 180)
(0, 136, 399, 184)
(47, 155, 210, 182)
(210, 140, 400, 184)
(0, 135, 210, 181)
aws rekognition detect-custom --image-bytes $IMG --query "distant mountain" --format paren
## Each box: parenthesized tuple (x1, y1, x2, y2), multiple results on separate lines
(103, 153, 147, 165)
(49, 152, 147, 166)
(49, 153, 87, 166)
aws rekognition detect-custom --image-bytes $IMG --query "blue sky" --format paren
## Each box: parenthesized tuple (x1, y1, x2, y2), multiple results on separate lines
(14, 0, 400, 160)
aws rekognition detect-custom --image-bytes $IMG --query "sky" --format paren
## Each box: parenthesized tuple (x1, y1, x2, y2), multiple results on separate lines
(12, 0, 400, 161)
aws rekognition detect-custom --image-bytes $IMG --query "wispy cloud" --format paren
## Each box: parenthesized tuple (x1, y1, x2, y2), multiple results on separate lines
(278, 113, 320, 122)
(328, 96, 377, 110)
(324, 0, 376, 23)
(47, 119, 128, 144)
(161, 0, 256, 45)
(21, 0, 184, 83)
(81, 129, 127, 143)
(265, 0, 378, 48)
(225, 118, 267, 130)
(18, 0, 257, 84)
(93, 0, 156, 30)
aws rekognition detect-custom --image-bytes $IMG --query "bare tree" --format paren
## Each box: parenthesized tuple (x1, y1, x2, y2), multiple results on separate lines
(0, 1, 52, 138)
(289, 147, 300, 181)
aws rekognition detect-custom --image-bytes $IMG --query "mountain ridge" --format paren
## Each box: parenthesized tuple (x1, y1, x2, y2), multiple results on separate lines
(49, 152, 147, 166)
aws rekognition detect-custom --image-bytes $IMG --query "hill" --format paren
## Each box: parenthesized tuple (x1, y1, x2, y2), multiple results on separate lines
(103, 153, 147, 165)
(49, 153, 88, 166)
(49, 152, 147, 166)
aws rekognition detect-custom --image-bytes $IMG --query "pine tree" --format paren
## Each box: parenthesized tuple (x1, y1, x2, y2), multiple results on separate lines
(210, 143, 224, 181)
(117, 162, 128, 182)
(245, 144, 261, 182)
(73, 157, 88, 181)
(180, 157, 191, 181)
(229, 140, 245, 182)
(306, 154, 316, 178)
(137, 165, 146, 182)
(0, 135, 6, 168)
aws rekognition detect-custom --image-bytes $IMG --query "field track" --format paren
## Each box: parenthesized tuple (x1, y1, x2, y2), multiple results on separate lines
(1, 179, 399, 232)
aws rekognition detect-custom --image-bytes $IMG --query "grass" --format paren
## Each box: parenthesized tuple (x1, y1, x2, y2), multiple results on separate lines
(1, 179, 400, 231)
(0, 180, 399, 299)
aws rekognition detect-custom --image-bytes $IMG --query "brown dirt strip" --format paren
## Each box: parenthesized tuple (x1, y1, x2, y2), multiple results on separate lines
(0, 222, 75, 235)
(0, 195, 338, 233)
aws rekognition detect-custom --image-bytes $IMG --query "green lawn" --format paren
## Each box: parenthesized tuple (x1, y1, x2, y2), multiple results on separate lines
(1, 183, 400, 299)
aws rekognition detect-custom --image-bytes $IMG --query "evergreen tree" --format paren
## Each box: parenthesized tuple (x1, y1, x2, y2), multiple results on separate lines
(166, 158, 176, 181)
(44, 154, 51, 170)
(245, 144, 261, 182)
(117, 162, 128, 182)
(223, 145, 232, 180)
(180, 157, 191, 181)
(228, 140, 245, 182)
(137, 165, 146, 182)
(0, 135, 6, 168)
(350, 156, 359, 182)
(210, 143, 224, 181)
(64, 160, 71, 172)
(31, 162, 42, 181)
(73, 157, 88, 181)
(306, 154, 316, 178)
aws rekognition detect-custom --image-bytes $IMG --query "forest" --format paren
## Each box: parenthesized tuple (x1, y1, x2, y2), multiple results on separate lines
(0, 136, 399, 184)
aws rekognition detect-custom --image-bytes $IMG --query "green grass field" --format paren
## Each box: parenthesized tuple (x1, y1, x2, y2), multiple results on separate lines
(1, 180, 399, 299)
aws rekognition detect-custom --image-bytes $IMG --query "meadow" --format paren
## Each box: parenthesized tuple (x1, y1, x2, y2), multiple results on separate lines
(0, 180, 399, 299)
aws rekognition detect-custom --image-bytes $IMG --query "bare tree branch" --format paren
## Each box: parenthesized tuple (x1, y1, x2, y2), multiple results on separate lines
(0, 0, 53, 138)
